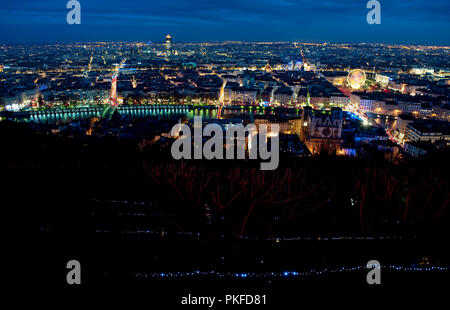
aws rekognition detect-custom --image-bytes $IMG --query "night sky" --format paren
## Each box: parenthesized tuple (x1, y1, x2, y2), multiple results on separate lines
(0, 0, 449, 45)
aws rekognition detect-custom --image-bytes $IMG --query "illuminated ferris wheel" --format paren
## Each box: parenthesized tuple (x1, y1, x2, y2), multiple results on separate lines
(347, 69, 366, 89)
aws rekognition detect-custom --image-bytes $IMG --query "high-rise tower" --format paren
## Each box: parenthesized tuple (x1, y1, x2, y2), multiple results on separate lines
(165, 34, 173, 56)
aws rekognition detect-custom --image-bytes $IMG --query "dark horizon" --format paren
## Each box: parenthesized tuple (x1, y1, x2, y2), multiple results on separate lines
(1, 0, 449, 46)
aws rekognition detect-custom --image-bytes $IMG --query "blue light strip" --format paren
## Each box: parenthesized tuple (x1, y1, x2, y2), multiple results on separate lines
(133, 265, 448, 279)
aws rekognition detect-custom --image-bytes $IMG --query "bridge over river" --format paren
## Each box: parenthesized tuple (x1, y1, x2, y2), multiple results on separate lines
(1, 105, 218, 122)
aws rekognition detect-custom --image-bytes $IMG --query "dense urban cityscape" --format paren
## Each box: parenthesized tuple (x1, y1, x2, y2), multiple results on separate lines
(1, 38, 449, 158)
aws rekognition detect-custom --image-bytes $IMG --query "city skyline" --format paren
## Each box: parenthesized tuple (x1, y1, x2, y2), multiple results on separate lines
(0, 0, 449, 45)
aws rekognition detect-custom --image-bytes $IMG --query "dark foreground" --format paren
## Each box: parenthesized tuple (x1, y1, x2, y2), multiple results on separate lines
(3, 121, 449, 302)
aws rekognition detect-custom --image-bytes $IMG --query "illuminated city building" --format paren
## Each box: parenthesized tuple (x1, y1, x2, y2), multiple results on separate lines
(432, 105, 450, 122)
(301, 106, 343, 154)
(273, 86, 294, 107)
(165, 34, 173, 56)
(254, 116, 302, 136)
(405, 120, 450, 143)
(375, 74, 390, 86)
(396, 114, 416, 143)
